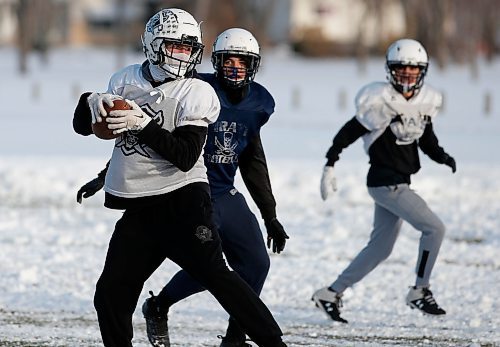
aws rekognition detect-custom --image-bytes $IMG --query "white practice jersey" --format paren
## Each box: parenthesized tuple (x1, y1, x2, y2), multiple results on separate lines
(103, 64, 220, 198)
(354, 82, 442, 153)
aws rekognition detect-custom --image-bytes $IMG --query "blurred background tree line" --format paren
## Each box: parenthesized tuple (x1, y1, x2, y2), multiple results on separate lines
(4, 0, 499, 74)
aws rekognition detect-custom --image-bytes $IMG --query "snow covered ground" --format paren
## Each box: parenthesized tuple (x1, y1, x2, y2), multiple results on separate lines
(0, 47, 499, 346)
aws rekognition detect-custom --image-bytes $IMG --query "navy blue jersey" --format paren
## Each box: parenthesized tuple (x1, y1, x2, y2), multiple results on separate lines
(199, 73, 275, 198)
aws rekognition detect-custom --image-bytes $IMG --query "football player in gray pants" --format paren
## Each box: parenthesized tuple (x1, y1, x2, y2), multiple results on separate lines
(312, 38, 456, 323)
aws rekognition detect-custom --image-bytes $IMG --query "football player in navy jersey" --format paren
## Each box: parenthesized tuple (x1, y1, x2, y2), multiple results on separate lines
(311, 39, 456, 324)
(73, 10, 286, 347)
(150, 28, 289, 347)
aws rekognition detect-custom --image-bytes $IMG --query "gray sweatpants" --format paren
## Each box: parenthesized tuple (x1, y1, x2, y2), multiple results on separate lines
(330, 184, 445, 293)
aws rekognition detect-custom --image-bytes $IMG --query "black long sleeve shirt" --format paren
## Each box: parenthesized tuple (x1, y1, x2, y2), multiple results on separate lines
(325, 116, 451, 187)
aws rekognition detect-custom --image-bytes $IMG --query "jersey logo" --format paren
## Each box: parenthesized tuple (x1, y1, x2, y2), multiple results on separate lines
(215, 131, 238, 156)
(114, 105, 164, 157)
(195, 225, 213, 243)
(115, 133, 151, 157)
(206, 121, 239, 164)
(142, 103, 165, 128)
(389, 113, 429, 145)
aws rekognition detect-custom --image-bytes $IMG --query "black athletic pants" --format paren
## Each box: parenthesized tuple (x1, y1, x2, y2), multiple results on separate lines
(93, 182, 283, 347)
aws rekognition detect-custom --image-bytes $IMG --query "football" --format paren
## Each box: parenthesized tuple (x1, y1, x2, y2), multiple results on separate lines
(92, 99, 132, 140)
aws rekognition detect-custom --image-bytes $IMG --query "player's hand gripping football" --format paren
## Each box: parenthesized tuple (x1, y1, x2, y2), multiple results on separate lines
(106, 99, 152, 134)
(265, 218, 289, 254)
(87, 92, 122, 124)
(320, 165, 337, 201)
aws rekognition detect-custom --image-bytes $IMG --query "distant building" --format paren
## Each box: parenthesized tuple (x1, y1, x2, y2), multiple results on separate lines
(0, 0, 146, 47)
(0, 0, 16, 45)
(290, 0, 406, 56)
(68, 0, 145, 46)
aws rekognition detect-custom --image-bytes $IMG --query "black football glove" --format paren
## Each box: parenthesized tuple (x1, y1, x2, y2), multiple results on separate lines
(265, 218, 289, 254)
(444, 155, 457, 173)
(76, 176, 104, 204)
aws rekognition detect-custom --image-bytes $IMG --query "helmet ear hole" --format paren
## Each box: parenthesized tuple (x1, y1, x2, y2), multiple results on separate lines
(212, 28, 261, 89)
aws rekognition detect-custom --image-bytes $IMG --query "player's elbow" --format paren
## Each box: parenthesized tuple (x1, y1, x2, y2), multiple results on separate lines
(175, 157, 198, 172)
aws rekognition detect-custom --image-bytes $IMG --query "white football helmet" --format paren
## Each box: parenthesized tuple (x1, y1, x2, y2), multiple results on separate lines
(385, 39, 428, 94)
(142, 8, 204, 78)
(211, 28, 261, 88)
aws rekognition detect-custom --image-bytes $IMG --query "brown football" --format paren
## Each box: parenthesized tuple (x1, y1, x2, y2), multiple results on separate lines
(92, 99, 132, 140)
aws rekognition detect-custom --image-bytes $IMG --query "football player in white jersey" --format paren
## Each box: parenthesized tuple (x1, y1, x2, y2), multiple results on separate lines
(73, 9, 286, 347)
(312, 39, 456, 323)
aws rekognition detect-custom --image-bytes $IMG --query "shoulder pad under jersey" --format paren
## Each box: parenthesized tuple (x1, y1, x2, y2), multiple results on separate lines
(354, 82, 393, 131)
(355, 82, 388, 109)
(413, 84, 443, 118)
(250, 81, 275, 116)
(107, 64, 148, 95)
(176, 79, 221, 127)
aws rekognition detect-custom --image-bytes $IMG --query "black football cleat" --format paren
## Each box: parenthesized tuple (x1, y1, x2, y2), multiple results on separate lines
(312, 287, 348, 323)
(406, 286, 446, 315)
(142, 291, 170, 347)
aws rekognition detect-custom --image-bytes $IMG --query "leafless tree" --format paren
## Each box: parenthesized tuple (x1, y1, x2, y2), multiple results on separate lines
(195, 0, 277, 48)
(400, 0, 500, 69)
(233, 0, 277, 46)
(16, 0, 54, 74)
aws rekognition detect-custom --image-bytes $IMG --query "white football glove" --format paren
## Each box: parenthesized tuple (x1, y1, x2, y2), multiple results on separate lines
(87, 92, 121, 124)
(320, 166, 337, 201)
(106, 99, 152, 134)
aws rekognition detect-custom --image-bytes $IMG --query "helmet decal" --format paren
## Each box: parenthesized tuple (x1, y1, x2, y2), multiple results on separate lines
(142, 8, 204, 79)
